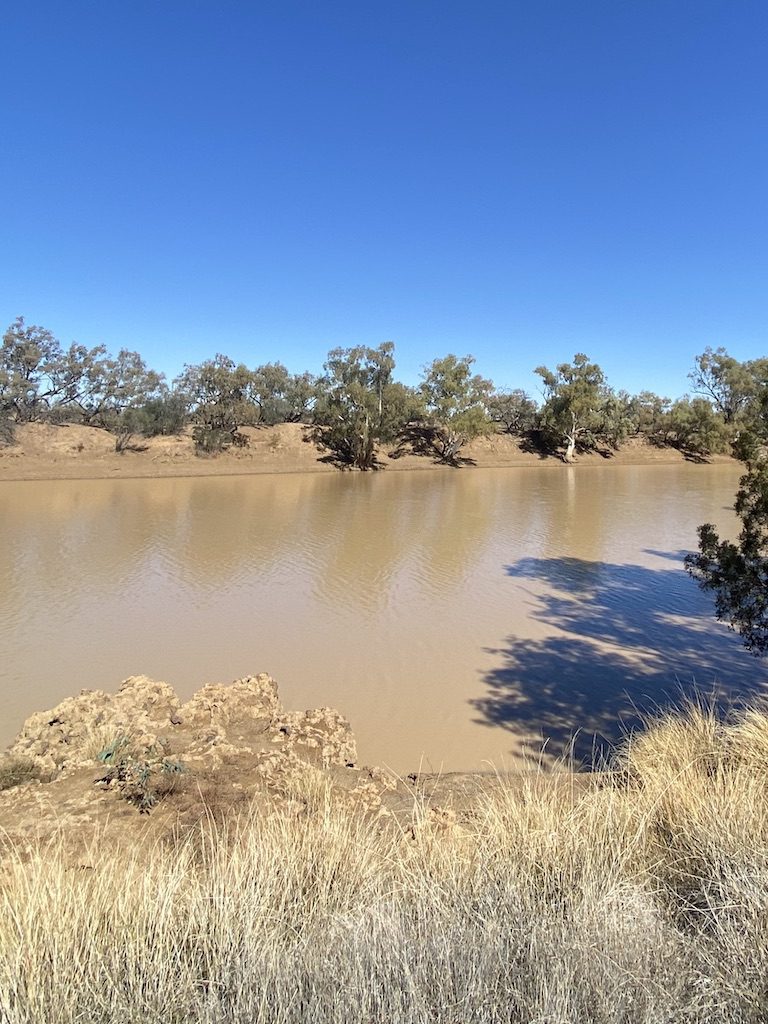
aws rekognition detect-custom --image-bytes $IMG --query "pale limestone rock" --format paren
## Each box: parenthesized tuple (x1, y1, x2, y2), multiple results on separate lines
(6, 673, 356, 776)
(272, 707, 356, 768)
(179, 673, 279, 730)
(6, 676, 179, 774)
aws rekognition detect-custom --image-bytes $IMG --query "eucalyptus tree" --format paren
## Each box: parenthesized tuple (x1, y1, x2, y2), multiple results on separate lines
(252, 362, 316, 424)
(686, 391, 768, 653)
(662, 396, 730, 456)
(488, 388, 538, 435)
(73, 349, 165, 428)
(314, 342, 410, 469)
(689, 347, 768, 426)
(1, 318, 165, 430)
(174, 354, 255, 451)
(0, 317, 64, 421)
(46, 341, 111, 418)
(419, 354, 493, 463)
(535, 353, 613, 462)
(627, 391, 672, 442)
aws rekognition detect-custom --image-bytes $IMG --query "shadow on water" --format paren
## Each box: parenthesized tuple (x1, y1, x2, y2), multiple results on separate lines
(473, 555, 768, 765)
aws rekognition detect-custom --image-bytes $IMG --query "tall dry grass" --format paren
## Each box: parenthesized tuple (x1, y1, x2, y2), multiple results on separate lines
(3, 706, 768, 1023)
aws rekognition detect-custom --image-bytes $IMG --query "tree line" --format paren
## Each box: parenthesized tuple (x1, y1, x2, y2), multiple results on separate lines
(1, 316, 766, 469)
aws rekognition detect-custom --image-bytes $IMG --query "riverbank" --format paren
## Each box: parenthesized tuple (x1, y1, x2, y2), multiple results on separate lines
(0, 673, 587, 846)
(0, 421, 738, 481)
(1, 677, 767, 1022)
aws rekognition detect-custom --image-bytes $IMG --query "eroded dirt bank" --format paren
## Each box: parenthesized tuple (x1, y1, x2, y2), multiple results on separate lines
(0, 422, 737, 481)
(0, 674, 589, 853)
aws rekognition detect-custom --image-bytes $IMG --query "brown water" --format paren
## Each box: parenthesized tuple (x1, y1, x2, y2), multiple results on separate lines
(1, 465, 765, 770)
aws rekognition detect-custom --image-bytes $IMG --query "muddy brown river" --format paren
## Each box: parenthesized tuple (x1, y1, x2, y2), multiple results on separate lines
(1, 465, 765, 770)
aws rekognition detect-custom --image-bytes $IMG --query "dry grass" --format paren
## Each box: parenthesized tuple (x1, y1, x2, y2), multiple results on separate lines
(3, 707, 768, 1022)
(0, 756, 45, 793)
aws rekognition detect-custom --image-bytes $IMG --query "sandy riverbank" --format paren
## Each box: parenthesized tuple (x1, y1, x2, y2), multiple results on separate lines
(0, 421, 738, 481)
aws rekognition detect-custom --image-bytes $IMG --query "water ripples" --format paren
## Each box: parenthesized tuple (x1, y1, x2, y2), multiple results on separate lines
(2, 464, 764, 770)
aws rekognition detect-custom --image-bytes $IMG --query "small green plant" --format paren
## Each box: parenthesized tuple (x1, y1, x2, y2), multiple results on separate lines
(96, 736, 184, 813)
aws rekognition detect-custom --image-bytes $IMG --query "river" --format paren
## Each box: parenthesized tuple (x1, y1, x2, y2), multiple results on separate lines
(1, 464, 765, 770)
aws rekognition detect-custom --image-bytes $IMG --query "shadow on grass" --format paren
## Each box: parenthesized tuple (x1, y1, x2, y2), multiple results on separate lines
(473, 555, 768, 765)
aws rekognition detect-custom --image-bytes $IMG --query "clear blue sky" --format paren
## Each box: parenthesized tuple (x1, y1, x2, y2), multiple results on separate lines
(2, 1, 767, 399)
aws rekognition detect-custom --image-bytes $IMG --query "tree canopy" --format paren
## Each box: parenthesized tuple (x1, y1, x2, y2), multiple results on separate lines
(686, 395, 768, 653)
(689, 346, 768, 426)
(313, 343, 416, 469)
(535, 353, 611, 462)
(5, 314, 768, 470)
(419, 355, 492, 463)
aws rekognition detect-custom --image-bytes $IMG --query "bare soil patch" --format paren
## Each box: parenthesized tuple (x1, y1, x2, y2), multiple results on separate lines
(0, 422, 737, 481)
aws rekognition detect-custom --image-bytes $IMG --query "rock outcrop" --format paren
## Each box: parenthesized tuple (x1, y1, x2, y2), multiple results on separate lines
(1, 673, 550, 854)
(0, 674, 383, 848)
(6, 673, 356, 776)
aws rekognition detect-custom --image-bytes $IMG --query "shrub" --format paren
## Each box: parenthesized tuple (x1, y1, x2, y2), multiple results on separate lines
(136, 394, 188, 436)
(192, 424, 248, 455)
(96, 736, 184, 812)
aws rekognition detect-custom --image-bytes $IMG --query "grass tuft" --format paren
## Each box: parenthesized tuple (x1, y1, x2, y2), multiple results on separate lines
(0, 756, 46, 792)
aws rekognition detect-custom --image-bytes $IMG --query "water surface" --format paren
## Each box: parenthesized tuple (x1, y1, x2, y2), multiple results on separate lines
(2, 465, 765, 769)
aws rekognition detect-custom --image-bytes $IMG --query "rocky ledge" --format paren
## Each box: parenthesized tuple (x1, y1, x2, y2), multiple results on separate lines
(7, 673, 357, 775)
(0, 674, 403, 848)
(1, 674, 591, 855)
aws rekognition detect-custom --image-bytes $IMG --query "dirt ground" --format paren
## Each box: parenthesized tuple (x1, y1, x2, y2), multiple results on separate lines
(0, 422, 738, 481)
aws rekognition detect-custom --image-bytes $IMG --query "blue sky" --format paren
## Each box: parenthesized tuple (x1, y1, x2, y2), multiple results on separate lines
(2, 1, 767, 399)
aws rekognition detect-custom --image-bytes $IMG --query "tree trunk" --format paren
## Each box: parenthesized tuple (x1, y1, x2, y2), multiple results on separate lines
(563, 411, 578, 463)
(563, 434, 576, 463)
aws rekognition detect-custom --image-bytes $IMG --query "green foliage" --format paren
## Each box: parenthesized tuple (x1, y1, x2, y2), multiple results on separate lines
(0, 317, 64, 422)
(73, 349, 165, 428)
(252, 362, 316, 424)
(176, 355, 254, 452)
(96, 736, 184, 813)
(686, 459, 768, 653)
(488, 388, 538, 435)
(686, 392, 768, 653)
(626, 389, 730, 456)
(113, 408, 145, 453)
(661, 397, 730, 455)
(600, 390, 635, 449)
(314, 343, 414, 469)
(0, 318, 167, 432)
(627, 391, 672, 440)
(689, 346, 768, 425)
(5, 314, 765, 478)
(535, 353, 613, 461)
(113, 394, 189, 453)
(133, 393, 189, 436)
(192, 424, 247, 455)
(49, 343, 107, 416)
(419, 354, 492, 462)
